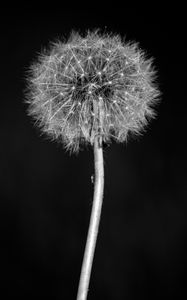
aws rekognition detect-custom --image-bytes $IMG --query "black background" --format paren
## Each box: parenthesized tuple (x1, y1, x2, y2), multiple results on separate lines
(1, 4, 186, 300)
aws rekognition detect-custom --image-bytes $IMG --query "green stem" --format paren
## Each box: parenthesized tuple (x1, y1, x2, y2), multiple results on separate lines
(76, 135, 104, 300)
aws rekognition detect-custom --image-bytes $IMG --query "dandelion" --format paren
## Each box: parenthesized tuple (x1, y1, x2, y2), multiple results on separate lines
(25, 29, 160, 300)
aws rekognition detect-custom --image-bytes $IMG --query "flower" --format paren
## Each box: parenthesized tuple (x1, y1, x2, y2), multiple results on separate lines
(25, 30, 160, 152)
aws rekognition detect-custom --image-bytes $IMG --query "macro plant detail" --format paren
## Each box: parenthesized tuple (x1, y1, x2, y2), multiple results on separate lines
(26, 30, 159, 153)
(25, 30, 160, 300)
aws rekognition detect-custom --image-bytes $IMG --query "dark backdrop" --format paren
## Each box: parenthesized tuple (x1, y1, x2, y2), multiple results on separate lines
(0, 4, 186, 300)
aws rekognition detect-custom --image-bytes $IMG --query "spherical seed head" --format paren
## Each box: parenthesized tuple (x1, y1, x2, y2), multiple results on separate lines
(25, 29, 160, 152)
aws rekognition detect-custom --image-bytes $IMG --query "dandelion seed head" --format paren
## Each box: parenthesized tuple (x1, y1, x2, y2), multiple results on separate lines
(25, 29, 160, 152)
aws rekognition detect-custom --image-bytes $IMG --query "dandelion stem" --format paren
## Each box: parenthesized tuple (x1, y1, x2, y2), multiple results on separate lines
(76, 135, 104, 300)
